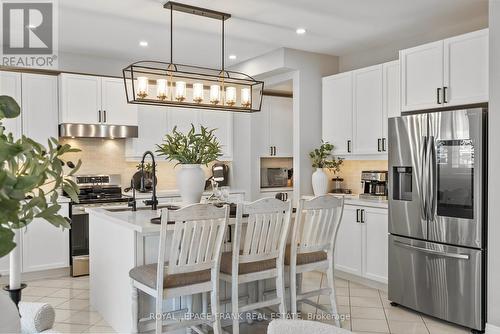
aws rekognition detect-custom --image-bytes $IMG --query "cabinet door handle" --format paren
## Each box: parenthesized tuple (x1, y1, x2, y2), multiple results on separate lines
(347, 140, 352, 153)
(356, 209, 360, 223)
(98, 110, 102, 123)
(382, 138, 387, 152)
(273, 146, 276, 156)
(437, 88, 442, 104)
(443, 86, 448, 104)
(270, 146, 273, 156)
(103, 110, 107, 123)
(360, 209, 366, 223)
(377, 138, 382, 152)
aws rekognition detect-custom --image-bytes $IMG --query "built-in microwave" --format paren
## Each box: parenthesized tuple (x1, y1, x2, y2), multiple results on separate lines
(261, 168, 290, 188)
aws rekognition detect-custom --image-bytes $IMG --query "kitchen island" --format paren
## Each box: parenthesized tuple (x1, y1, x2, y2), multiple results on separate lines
(87, 204, 242, 334)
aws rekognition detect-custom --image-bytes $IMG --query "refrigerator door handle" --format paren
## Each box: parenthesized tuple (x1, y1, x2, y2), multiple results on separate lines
(393, 240, 470, 260)
(427, 136, 437, 219)
(420, 136, 428, 221)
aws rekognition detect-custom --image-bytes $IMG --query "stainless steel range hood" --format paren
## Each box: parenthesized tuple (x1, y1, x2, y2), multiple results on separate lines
(59, 123, 138, 139)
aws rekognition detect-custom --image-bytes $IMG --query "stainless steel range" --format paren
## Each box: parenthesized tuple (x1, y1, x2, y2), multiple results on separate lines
(65, 174, 131, 276)
(388, 108, 486, 332)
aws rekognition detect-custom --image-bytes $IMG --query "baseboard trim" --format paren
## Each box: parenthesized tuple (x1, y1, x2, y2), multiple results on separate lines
(0, 267, 70, 284)
(334, 270, 388, 292)
(487, 323, 500, 334)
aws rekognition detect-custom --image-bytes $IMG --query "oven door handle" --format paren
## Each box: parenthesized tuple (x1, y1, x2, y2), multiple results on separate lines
(393, 240, 469, 260)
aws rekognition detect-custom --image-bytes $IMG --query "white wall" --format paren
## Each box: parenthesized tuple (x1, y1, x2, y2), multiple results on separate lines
(231, 48, 339, 199)
(488, 1, 500, 332)
(339, 15, 487, 71)
(58, 51, 133, 77)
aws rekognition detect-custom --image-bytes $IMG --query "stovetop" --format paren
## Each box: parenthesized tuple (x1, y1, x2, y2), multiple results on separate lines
(66, 184, 130, 205)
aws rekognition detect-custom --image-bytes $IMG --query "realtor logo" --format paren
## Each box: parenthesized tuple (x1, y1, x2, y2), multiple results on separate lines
(1, 0, 58, 68)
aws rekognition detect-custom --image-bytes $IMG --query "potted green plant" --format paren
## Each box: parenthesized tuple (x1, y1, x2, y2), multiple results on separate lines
(156, 124, 222, 203)
(309, 141, 343, 195)
(0, 95, 80, 308)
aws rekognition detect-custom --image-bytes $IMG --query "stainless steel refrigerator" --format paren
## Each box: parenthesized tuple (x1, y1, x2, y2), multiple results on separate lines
(388, 108, 486, 331)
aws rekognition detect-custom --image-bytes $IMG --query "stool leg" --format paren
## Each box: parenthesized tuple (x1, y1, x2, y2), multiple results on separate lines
(277, 263, 287, 316)
(211, 276, 222, 334)
(131, 281, 139, 334)
(290, 266, 298, 318)
(297, 273, 303, 315)
(232, 276, 240, 334)
(326, 266, 340, 327)
(185, 295, 193, 334)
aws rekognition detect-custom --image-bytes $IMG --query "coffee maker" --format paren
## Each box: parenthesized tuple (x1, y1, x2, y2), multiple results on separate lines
(360, 171, 388, 200)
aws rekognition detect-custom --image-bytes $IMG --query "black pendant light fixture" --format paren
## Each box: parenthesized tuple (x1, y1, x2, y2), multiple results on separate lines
(122, 1, 264, 112)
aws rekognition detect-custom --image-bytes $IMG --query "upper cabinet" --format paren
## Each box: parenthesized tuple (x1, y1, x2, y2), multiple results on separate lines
(0, 71, 22, 139)
(101, 77, 138, 126)
(401, 29, 488, 112)
(127, 107, 233, 161)
(59, 74, 138, 125)
(256, 95, 293, 157)
(0, 71, 58, 144)
(322, 61, 396, 156)
(322, 72, 353, 155)
(353, 64, 384, 155)
(21, 74, 59, 144)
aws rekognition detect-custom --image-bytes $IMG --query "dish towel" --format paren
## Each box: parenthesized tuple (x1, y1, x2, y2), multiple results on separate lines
(267, 319, 352, 334)
(19, 302, 55, 334)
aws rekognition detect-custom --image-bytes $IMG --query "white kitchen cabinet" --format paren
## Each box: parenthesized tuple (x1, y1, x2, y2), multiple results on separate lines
(400, 40, 444, 112)
(0, 71, 22, 139)
(443, 29, 488, 106)
(21, 73, 58, 145)
(22, 203, 70, 273)
(199, 110, 233, 160)
(59, 74, 138, 125)
(167, 107, 199, 134)
(322, 72, 353, 155)
(59, 74, 101, 124)
(401, 29, 488, 112)
(256, 95, 293, 157)
(383, 60, 400, 120)
(125, 105, 168, 159)
(335, 204, 388, 284)
(353, 65, 384, 155)
(268, 96, 293, 157)
(334, 206, 362, 275)
(363, 206, 389, 283)
(101, 77, 138, 125)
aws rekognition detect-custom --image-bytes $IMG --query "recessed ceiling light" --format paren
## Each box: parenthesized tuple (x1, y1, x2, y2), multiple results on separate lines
(229, 54, 237, 60)
(139, 41, 148, 47)
(296, 28, 306, 35)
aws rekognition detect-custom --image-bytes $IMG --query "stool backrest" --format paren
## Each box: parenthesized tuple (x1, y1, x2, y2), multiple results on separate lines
(235, 198, 293, 264)
(159, 204, 229, 277)
(291, 195, 344, 255)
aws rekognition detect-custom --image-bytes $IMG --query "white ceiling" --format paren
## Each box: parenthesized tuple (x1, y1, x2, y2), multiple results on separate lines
(59, 0, 488, 68)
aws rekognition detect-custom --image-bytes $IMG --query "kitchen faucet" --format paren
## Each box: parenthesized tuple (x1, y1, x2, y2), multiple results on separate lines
(140, 151, 158, 210)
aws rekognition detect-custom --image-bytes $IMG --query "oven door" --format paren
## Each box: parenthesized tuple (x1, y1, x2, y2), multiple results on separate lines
(427, 109, 485, 248)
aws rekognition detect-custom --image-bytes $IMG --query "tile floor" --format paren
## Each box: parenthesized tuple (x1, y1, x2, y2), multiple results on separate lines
(5, 272, 471, 334)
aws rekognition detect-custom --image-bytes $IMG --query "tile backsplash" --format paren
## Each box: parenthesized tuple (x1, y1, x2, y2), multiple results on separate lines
(325, 160, 388, 194)
(60, 138, 219, 190)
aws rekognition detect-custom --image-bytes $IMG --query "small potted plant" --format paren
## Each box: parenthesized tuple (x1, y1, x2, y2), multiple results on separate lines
(309, 141, 343, 195)
(156, 124, 222, 204)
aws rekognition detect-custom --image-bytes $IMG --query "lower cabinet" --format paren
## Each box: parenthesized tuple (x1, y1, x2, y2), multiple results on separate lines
(0, 203, 70, 276)
(334, 204, 388, 283)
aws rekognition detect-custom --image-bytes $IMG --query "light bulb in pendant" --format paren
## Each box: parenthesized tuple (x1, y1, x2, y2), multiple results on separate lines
(241, 87, 251, 108)
(156, 79, 168, 100)
(210, 85, 220, 105)
(225, 86, 236, 106)
(175, 81, 186, 102)
(193, 83, 204, 103)
(137, 77, 149, 99)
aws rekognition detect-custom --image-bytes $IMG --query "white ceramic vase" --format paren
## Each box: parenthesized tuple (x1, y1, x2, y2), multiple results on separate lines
(176, 164, 206, 204)
(312, 168, 328, 196)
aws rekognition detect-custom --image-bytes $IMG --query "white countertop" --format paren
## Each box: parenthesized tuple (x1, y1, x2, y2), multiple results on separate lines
(124, 189, 245, 199)
(343, 195, 388, 209)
